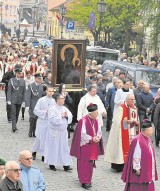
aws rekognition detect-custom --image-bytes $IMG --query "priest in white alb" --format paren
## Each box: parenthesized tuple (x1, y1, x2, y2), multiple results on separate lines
(44, 93, 73, 171)
(31, 86, 55, 161)
(77, 85, 106, 127)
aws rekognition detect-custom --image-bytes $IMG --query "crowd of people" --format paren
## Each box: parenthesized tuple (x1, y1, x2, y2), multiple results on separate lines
(0, 35, 159, 190)
(121, 52, 160, 70)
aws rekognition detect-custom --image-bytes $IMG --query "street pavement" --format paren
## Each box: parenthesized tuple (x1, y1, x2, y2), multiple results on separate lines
(0, 90, 160, 191)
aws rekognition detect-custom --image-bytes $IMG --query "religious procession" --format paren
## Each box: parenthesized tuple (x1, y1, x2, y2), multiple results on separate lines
(0, 30, 159, 191)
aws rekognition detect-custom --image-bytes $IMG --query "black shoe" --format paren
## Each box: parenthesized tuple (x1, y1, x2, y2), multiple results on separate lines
(12, 129, 16, 133)
(42, 156, 44, 162)
(63, 166, 73, 171)
(32, 152, 36, 160)
(82, 183, 92, 189)
(28, 133, 32, 137)
(70, 128, 74, 132)
(33, 134, 36, 138)
(49, 165, 57, 171)
(156, 141, 159, 147)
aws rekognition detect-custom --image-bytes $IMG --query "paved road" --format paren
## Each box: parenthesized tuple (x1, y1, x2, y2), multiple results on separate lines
(0, 90, 160, 191)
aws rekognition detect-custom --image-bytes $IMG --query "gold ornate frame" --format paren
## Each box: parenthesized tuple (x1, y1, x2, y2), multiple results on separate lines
(52, 39, 86, 91)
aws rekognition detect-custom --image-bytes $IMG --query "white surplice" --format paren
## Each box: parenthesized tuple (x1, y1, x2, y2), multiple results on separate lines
(77, 93, 106, 127)
(32, 96, 55, 156)
(44, 103, 73, 166)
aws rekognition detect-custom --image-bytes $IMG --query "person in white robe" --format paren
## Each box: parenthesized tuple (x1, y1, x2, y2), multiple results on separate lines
(44, 93, 73, 171)
(113, 78, 134, 116)
(32, 86, 55, 161)
(77, 85, 106, 127)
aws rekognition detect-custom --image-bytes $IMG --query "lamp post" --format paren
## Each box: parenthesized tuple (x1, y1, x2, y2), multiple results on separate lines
(97, 0, 106, 44)
(60, 4, 66, 39)
(32, 5, 37, 37)
(0, 1, 2, 43)
(18, 7, 22, 30)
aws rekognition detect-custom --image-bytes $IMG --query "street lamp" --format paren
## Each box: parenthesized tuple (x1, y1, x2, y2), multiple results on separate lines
(18, 7, 22, 30)
(97, 0, 106, 44)
(59, 4, 66, 39)
(32, 5, 37, 37)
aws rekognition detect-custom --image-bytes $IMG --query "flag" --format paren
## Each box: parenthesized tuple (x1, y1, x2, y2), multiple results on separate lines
(88, 12, 96, 30)
(5, 4, 9, 10)
(56, 14, 63, 26)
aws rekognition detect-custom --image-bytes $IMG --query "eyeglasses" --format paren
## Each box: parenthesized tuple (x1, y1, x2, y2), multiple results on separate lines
(8, 169, 22, 173)
(22, 157, 33, 161)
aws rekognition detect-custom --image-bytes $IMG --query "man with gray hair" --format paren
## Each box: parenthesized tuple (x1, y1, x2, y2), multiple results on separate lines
(137, 84, 154, 125)
(0, 161, 23, 191)
(104, 94, 140, 172)
(19, 150, 45, 191)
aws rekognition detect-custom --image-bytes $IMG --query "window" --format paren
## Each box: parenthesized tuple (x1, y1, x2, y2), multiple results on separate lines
(5, 4, 8, 15)
(10, 5, 12, 15)
(136, 71, 160, 87)
(114, 66, 126, 74)
(126, 70, 134, 81)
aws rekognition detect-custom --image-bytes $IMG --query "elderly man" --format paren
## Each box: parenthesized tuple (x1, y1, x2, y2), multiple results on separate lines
(0, 159, 6, 181)
(104, 94, 140, 172)
(77, 85, 106, 127)
(122, 120, 158, 190)
(137, 84, 154, 125)
(71, 103, 104, 190)
(0, 161, 23, 191)
(133, 80, 144, 102)
(19, 150, 45, 191)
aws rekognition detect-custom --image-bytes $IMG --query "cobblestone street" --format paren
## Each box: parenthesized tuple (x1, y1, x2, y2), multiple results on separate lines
(0, 91, 160, 191)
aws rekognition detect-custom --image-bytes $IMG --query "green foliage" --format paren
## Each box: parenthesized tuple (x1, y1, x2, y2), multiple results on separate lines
(67, 0, 140, 30)
(66, 0, 160, 52)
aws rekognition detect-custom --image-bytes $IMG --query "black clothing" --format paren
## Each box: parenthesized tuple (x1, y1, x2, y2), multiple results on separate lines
(2, 71, 15, 121)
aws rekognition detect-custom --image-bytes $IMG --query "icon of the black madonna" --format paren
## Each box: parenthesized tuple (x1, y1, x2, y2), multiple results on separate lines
(52, 39, 86, 90)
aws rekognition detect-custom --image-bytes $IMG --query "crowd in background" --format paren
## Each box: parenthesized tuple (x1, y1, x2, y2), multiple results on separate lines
(0, 32, 160, 190)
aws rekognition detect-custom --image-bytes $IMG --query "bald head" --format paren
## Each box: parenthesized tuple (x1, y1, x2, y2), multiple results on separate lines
(19, 150, 31, 160)
(138, 80, 144, 89)
(19, 150, 33, 168)
(143, 84, 150, 93)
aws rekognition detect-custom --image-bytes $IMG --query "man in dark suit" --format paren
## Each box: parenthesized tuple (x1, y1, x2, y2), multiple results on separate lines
(2, 69, 15, 122)
(25, 73, 44, 137)
(7, 68, 26, 132)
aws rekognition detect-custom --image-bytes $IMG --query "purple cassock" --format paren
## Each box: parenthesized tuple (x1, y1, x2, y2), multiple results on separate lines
(121, 133, 158, 191)
(70, 115, 104, 184)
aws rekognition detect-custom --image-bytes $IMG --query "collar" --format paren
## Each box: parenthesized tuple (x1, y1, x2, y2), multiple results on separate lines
(5, 177, 18, 190)
(124, 102, 129, 108)
(122, 88, 129, 92)
(20, 164, 31, 171)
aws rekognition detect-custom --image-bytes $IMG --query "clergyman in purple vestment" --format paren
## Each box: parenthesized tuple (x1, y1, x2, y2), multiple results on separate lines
(121, 120, 158, 191)
(70, 103, 104, 190)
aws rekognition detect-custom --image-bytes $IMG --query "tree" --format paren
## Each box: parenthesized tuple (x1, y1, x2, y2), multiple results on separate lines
(67, 0, 140, 51)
